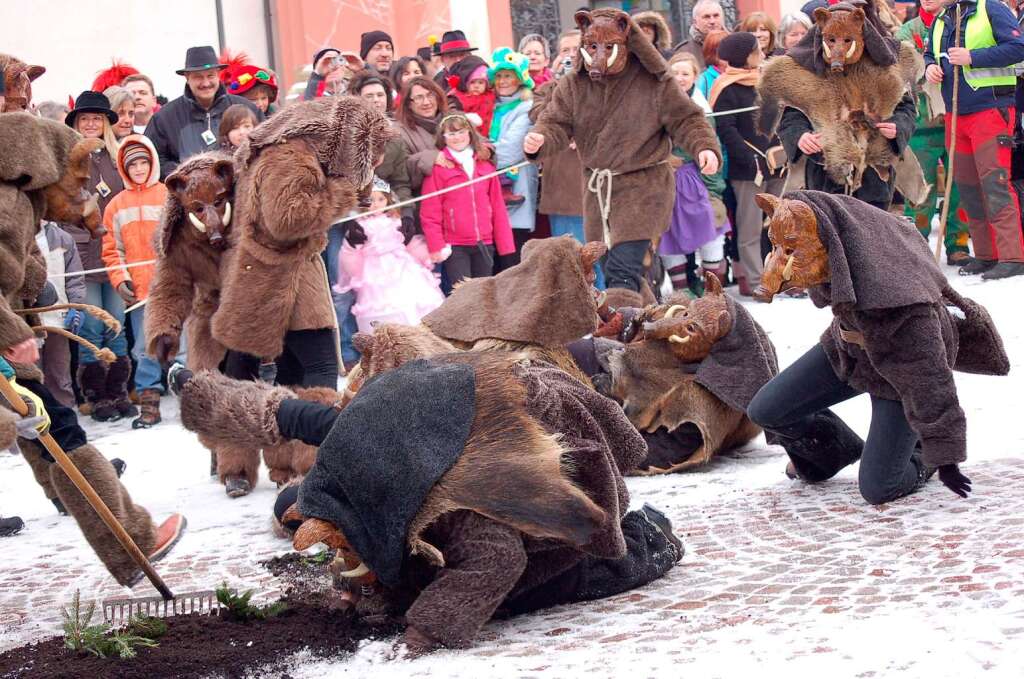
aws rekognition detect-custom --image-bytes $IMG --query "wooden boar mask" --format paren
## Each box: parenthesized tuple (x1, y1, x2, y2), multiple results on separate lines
(641, 272, 732, 362)
(0, 54, 44, 112)
(575, 10, 631, 80)
(754, 194, 831, 302)
(291, 515, 377, 588)
(41, 137, 103, 228)
(814, 7, 866, 73)
(164, 159, 234, 252)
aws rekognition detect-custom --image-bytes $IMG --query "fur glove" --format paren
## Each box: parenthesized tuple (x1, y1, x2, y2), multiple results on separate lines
(179, 370, 295, 448)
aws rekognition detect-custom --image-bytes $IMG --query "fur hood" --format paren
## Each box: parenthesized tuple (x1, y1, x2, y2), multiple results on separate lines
(0, 112, 80, 191)
(577, 8, 671, 81)
(235, 96, 393, 187)
(114, 133, 160, 189)
(632, 11, 673, 52)
(156, 150, 233, 257)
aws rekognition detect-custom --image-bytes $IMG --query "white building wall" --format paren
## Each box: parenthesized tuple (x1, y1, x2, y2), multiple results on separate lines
(2, 0, 269, 106)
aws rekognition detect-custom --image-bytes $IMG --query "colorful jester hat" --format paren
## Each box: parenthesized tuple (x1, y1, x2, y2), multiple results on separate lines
(487, 47, 534, 90)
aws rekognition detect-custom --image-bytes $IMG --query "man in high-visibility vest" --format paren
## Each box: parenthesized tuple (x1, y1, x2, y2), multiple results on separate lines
(925, 0, 1024, 280)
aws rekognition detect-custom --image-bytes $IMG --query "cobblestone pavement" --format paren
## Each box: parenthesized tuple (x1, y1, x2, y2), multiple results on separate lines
(3, 446, 1023, 677)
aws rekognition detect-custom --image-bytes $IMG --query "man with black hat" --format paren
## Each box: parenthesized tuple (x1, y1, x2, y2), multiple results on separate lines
(360, 30, 395, 74)
(144, 45, 263, 179)
(433, 30, 479, 91)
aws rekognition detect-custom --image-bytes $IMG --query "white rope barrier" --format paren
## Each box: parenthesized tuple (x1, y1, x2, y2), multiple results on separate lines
(47, 104, 759, 280)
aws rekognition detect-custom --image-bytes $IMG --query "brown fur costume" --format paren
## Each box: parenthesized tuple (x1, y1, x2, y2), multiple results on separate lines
(211, 97, 392, 360)
(421, 237, 604, 385)
(0, 113, 100, 353)
(526, 9, 720, 248)
(0, 54, 44, 112)
(757, 6, 923, 189)
(17, 440, 157, 585)
(146, 152, 235, 371)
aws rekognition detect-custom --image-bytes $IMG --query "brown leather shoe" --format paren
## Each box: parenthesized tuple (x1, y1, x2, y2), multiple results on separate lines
(131, 390, 162, 429)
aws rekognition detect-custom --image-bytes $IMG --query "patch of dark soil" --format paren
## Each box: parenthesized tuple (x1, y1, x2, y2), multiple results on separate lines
(0, 601, 400, 679)
(262, 550, 339, 609)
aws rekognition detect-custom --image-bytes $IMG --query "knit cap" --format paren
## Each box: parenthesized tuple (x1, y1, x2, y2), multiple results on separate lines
(122, 141, 151, 169)
(360, 31, 394, 60)
(718, 32, 759, 68)
(468, 64, 489, 84)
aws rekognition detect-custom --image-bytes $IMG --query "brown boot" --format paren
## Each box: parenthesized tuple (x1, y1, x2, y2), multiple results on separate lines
(106, 356, 138, 419)
(79, 363, 117, 421)
(131, 389, 162, 429)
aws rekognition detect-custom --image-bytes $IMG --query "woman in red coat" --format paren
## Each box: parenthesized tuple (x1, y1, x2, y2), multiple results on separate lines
(419, 113, 515, 286)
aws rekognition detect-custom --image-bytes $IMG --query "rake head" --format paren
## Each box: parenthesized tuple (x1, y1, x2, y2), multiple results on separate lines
(102, 590, 220, 625)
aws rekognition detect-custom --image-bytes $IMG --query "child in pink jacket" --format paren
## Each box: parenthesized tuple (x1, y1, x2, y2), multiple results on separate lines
(419, 112, 515, 286)
(334, 178, 445, 332)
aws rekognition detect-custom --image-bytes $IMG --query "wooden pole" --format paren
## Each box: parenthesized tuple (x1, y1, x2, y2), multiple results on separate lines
(935, 5, 963, 263)
(0, 374, 174, 600)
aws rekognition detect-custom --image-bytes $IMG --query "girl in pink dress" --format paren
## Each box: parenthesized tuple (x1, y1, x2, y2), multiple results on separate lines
(334, 178, 447, 332)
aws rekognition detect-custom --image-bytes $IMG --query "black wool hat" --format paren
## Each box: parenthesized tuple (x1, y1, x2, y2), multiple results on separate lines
(718, 32, 760, 68)
(360, 31, 394, 60)
(312, 47, 340, 68)
(437, 30, 478, 55)
(65, 90, 118, 127)
(176, 46, 228, 75)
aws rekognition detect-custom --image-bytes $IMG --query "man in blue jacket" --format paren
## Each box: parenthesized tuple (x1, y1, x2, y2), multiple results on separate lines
(925, 0, 1024, 279)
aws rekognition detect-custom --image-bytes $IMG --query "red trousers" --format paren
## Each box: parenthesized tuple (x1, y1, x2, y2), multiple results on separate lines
(945, 107, 1024, 263)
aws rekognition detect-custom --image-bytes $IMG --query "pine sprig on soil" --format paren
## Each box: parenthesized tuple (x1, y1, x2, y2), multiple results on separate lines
(60, 590, 163, 659)
(216, 582, 287, 621)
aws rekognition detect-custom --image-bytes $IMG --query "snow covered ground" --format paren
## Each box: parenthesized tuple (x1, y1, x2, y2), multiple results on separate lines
(1, 264, 1022, 679)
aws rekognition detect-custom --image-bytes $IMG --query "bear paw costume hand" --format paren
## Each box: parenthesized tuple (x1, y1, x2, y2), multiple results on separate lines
(938, 464, 971, 498)
(398, 626, 438, 658)
(153, 333, 180, 367)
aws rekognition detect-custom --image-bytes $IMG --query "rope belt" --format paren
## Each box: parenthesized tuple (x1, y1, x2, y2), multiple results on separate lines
(585, 160, 668, 247)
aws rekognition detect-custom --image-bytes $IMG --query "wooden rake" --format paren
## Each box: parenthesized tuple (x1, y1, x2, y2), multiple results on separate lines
(0, 372, 217, 623)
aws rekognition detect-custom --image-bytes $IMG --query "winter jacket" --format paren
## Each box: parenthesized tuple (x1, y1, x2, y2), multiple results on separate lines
(527, 13, 721, 247)
(36, 222, 85, 328)
(492, 94, 538, 231)
(376, 131, 414, 221)
(145, 84, 263, 180)
(776, 94, 917, 209)
(398, 119, 438, 193)
(419, 147, 515, 256)
(924, 0, 1024, 115)
(100, 134, 166, 301)
(712, 82, 782, 182)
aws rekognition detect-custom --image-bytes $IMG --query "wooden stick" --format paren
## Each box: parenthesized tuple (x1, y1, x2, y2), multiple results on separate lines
(17, 302, 122, 335)
(935, 5, 962, 263)
(32, 326, 116, 364)
(0, 373, 174, 600)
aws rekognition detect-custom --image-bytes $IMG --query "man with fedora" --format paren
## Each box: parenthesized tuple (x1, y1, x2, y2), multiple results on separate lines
(145, 45, 263, 179)
(434, 30, 479, 90)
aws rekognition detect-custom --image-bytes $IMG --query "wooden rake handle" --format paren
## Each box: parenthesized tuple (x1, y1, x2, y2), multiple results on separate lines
(0, 373, 174, 600)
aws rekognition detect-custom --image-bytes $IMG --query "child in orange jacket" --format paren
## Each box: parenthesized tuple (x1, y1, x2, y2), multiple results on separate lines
(100, 134, 168, 428)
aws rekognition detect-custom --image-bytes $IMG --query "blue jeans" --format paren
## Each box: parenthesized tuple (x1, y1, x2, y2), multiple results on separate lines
(550, 214, 605, 289)
(324, 225, 359, 364)
(80, 282, 127, 364)
(129, 306, 166, 393)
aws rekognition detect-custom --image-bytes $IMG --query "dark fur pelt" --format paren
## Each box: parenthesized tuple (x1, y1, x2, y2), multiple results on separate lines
(146, 151, 234, 371)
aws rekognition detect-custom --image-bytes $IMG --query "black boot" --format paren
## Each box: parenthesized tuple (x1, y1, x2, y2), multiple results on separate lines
(51, 497, 68, 515)
(641, 503, 684, 562)
(981, 262, 1024, 280)
(684, 253, 704, 297)
(79, 363, 118, 422)
(958, 258, 997, 276)
(0, 516, 25, 537)
(769, 409, 864, 482)
(110, 457, 126, 478)
(106, 356, 138, 419)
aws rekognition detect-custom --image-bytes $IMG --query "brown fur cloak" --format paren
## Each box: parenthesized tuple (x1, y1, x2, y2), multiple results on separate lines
(422, 236, 600, 347)
(0, 114, 80, 352)
(211, 97, 392, 359)
(527, 10, 720, 247)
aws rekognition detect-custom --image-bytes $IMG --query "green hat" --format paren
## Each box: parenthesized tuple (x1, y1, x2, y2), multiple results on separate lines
(487, 47, 534, 90)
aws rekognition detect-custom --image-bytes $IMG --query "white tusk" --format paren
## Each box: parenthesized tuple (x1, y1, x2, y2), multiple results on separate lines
(663, 305, 687, 319)
(822, 41, 832, 59)
(188, 212, 206, 232)
(580, 47, 593, 66)
(846, 41, 856, 59)
(222, 201, 232, 227)
(668, 335, 691, 344)
(595, 290, 607, 307)
(339, 561, 370, 578)
(782, 254, 795, 281)
(609, 44, 619, 67)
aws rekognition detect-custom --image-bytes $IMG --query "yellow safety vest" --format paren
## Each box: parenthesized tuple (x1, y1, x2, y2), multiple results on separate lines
(932, 0, 1018, 90)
